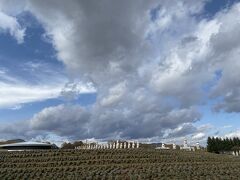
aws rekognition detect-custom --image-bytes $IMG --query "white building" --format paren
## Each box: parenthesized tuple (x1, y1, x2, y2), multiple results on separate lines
(0, 141, 57, 151)
(155, 143, 170, 150)
(180, 139, 192, 151)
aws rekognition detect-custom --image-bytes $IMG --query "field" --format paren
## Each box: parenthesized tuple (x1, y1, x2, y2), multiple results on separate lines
(1, 149, 240, 179)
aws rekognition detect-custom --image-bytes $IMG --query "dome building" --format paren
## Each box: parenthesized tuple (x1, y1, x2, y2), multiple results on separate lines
(0, 141, 58, 151)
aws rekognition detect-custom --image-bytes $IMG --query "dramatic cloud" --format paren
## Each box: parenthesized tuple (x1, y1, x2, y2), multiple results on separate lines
(210, 3, 240, 113)
(14, 0, 205, 140)
(1, 0, 240, 142)
(1, 104, 201, 141)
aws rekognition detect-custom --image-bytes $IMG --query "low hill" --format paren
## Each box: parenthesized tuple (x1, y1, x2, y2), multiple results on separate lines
(0, 149, 239, 179)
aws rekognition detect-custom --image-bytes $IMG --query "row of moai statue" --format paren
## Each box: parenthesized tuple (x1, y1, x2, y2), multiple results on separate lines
(76, 141, 139, 150)
(232, 151, 240, 156)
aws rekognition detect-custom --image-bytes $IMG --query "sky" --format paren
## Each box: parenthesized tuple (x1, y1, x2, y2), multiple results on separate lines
(0, 0, 240, 145)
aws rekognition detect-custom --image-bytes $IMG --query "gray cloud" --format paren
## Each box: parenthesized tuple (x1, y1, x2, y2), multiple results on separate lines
(209, 4, 240, 112)
(1, 104, 200, 141)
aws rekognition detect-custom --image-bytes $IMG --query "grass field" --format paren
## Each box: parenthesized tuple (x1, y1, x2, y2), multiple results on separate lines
(0, 149, 240, 179)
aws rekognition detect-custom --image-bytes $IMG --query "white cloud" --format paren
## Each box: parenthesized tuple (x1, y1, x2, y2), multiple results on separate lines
(224, 130, 240, 138)
(192, 132, 205, 140)
(0, 10, 25, 43)
(0, 82, 61, 108)
(60, 81, 95, 102)
(0, 80, 95, 109)
(0, 68, 95, 109)
(9, 104, 23, 110)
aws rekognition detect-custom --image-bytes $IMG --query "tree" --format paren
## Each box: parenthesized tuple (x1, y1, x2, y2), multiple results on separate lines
(61, 142, 75, 149)
(207, 136, 240, 153)
(61, 141, 84, 149)
(73, 141, 83, 147)
(207, 137, 213, 152)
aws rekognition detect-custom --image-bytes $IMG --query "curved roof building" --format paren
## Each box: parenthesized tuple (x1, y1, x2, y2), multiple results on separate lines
(0, 141, 57, 151)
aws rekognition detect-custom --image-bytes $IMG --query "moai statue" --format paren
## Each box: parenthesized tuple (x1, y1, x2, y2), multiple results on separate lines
(113, 142, 116, 149)
(123, 142, 127, 149)
(120, 142, 123, 149)
(236, 151, 239, 156)
(110, 143, 113, 149)
(173, 143, 176, 150)
(136, 142, 139, 148)
(162, 143, 165, 148)
(116, 141, 120, 149)
(107, 143, 110, 149)
(232, 151, 236, 156)
(132, 142, 135, 149)
(130, 142, 133, 149)
(127, 142, 131, 149)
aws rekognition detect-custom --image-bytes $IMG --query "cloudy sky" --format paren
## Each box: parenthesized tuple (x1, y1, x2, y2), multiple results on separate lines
(0, 0, 240, 145)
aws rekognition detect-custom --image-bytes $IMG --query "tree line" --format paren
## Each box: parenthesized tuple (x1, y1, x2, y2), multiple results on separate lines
(207, 137, 240, 153)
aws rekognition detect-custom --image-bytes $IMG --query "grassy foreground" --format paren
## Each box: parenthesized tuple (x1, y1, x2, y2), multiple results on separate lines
(0, 149, 240, 179)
